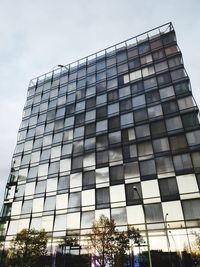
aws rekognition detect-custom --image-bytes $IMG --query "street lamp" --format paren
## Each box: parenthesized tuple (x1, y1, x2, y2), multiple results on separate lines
(57, 64, 68, 70)
(133, 186, 152, 267)
(164, 213, 171, 252)
(164, 213, 172, 267)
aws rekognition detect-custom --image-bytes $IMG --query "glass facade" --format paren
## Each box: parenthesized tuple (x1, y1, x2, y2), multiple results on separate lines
(1, 22, 200, 262)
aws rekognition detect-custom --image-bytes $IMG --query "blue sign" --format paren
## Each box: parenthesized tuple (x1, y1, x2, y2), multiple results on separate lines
(134, 255, 140, 267)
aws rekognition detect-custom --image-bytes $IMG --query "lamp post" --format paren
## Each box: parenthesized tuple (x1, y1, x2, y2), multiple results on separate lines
(164, 213, 172, 267)
(133, 186, 153, 267)
(57, 64, 68, 70)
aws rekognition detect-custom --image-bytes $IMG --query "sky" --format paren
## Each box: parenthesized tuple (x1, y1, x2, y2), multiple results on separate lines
(0, 0, 200, 209)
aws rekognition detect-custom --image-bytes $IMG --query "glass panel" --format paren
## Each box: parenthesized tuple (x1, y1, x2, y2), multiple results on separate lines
(142, 180, 160, 199)
(110, 165, 124, 185)
(111, 207, 127, 225)
(96, 187, 110, 209)
(145, 203, 163, 223)
(44, 196, 56, 211)
(125, 183, 142, 205)
(159, 177, 179, 201)
(140, 159, 156, 179)
(177, 174, 198, 194)
(166, 116, 183, 132)
(54, 214, 67, 231)
(82, 190, 95, 210)
(182, 199, 200, 220)
(81, 211, 95, 228)
(68, 192, 81, 212)
(83, 171, 95, 189)
(96, 167, 109, 185)
(132, 94, 146, 108)
(96, 134, 108, 150)
(148, 104, 163, 118)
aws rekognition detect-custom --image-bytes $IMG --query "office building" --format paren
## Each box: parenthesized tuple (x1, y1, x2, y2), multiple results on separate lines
(1, 22, 200, 264)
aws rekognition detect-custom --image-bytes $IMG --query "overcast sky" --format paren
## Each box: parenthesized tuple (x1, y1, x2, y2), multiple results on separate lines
(0, 0, 200, 208)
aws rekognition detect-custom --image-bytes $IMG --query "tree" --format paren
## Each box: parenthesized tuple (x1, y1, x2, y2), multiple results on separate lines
(87, 215, 143, 267)
(190, 232, 200, 266)
(6, 228, 48, 267)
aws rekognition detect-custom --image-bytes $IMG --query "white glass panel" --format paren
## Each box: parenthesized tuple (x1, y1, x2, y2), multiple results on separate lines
(56, 194, 68, 210)
(141, 180, 160, 198)
(83, 153, 95, 167)
(11, 201, 22, 216)
(82, 189, 95, 209)
(25, 182, 35, 196)
(66, 212, 80, 229)
(110, 185, 125, 204)
(54, 214, 67, 231)
(41, 216, 54, 232)
(60, 158, 71, 172)
(130, 70, 142, 81)
(46, 178, 57, 193)
(126, 206, 144, 224)
(162, 201, 184, 221)
(177, 174, 199, 194)
(7, 220, 19, 235)
(18, 219, 30, 232)
(32, 198, 44, 213)
(70, 173, 82, 190)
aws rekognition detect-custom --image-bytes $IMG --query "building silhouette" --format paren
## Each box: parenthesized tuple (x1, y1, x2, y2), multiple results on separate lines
(1, 22, 200, 265)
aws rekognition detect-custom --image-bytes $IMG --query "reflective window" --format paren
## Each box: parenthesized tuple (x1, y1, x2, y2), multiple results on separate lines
(148, 104, 163, 118)
(145, 203, 163, 222)
(21, 200, 32, 214)
(125, 183, 142, 205)
(68, 192, 81, 212)
(169, 135, 187, 152)
(143, 77, 157, 90)
(181, 112, 199, 129)
(57, 176, 69, 192)
(146, 90, 160, 104)
(124, 162, 140, 179)
(151, 121, 166, 137)
(138, 141, 153, 159)
(96, 187, 110, 209)
(110, 165, 124, 185)
(139, 159, 156, 180)
(54, 214, 67, 231)
(173, 153, 193, 174)
(134, 108, 148, 123)
(177, 174, 199, 194)
(186, 130, 200, 146)
(111, 207, 127, 225)
(135, 124, 150, 138)
(159, 85, 175, 99)
(83, 171, 95, 190)
(109, 148, 122, 162)
(120, 113, 134, 127)
(142, 66, 155, 77)
(132, 94, 146, 108)
(108, 103, 119, 115)
(155, 61, 168, 72)
(159, 177, 179, 201)
(138, 42, 150, 54)
(156, 156, 174, 176)
(182, 199, 200, 220)
(153, 137, 170, 153)
(44, 196, 56, 211)
(96, 151, 108, 167)
(96, 120, 107, 132)
(81, 211, 95, 228)
(166, 116, 183, 132)
(140, 54, 152, 65)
